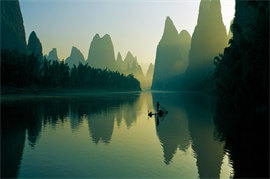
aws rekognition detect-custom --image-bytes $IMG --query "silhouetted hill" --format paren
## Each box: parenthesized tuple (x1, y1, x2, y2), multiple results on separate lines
(182, 0, 227, 91)
(87, 34, 116, 70)
(1, 0, 28, 53)
(65, 46, 85, 67)
(152, 16, 191, 90)
(28, 31, 43, 59)
(47, 48, 59, 61)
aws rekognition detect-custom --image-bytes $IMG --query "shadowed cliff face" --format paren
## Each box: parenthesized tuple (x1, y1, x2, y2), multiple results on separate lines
(152, 17, 191, 90)
(47, 48, 59, 61)
(65, 46, 85, 67)
(181, 0, 227, 91)
(1, 0, 28, 53)
(87, 34, 117, 70)
(28, 31, 43, 59)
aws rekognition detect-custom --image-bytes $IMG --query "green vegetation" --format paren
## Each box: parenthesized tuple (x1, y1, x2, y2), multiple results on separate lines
(214, 1, 269, 111)
(1, 50, 141, 91)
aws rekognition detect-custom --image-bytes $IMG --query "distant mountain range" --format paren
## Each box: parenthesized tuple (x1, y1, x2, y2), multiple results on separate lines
(1, 0, 232, 91)
(0, 0, 150, 89)
(4, 0, 233, 91)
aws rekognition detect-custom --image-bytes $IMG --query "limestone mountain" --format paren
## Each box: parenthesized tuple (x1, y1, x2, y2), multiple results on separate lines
(179, 30, 192, 69)
(86, 34, 145, 88)
(146, 63, 154, 80)
(122, 51, 137, 71)
(152, 16, 190, 90)
(87, 34, 116, 70)
(116, 52, 124, 71)
(116, 51, 146, 89)
(1, 0, 28, 53)
(145, 63, 154, 90)
(47, 48, 59, 61)
(28, 31, 43, 59)
(65, 46, 85, 67)
(123, 51, 144, 79)
(127, 60, 144, 80)
(183, 0, 227, 90)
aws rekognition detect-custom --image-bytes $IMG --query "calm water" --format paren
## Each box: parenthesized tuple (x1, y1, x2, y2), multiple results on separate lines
(2, 92, 234, 178)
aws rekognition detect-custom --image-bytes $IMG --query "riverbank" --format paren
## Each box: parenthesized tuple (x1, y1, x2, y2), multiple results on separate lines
(1, 86, 141, 97)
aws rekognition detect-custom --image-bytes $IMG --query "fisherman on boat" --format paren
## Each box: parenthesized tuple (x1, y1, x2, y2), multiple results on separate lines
(148, 101, 168, 117)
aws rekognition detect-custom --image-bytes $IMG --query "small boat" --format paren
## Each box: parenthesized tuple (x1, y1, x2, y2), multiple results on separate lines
(148, 101, 168, 117)
(157, 108, 168, 117)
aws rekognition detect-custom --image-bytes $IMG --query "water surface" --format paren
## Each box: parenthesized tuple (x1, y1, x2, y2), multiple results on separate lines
(1, 92, 234, 178)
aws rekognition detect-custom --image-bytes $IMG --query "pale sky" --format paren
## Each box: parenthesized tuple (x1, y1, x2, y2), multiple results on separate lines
(20, 0, 235, 69)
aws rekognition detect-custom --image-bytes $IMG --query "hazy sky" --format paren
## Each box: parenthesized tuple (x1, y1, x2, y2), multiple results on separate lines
(20, 0, 235, 68)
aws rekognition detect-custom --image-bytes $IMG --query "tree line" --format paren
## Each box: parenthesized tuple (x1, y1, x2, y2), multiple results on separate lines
(1, 50, 141, 91)
(213, 2, 268, 112)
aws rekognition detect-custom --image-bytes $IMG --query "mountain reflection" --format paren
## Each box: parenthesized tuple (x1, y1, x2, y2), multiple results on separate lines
(2, 103, 26, 178)
(152, 93, 191, 164)
(1, 92, 238, 178)
(87, 111, 115, 144)
(152, 93, 225, 178)
(184, 94, 224, 178)
(214, 99, 269, 178)
(1, 93, 140, 178)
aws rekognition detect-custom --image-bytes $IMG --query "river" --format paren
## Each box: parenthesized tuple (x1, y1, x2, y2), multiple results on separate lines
(2, 91, 235, 178)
